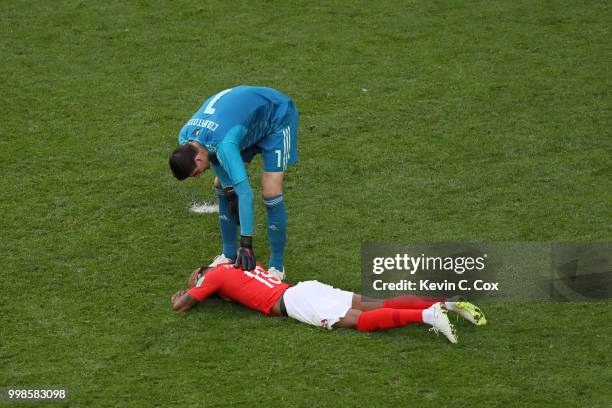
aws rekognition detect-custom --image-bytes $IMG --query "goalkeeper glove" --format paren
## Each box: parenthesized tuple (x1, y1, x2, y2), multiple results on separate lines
(235, 235, 255, 271)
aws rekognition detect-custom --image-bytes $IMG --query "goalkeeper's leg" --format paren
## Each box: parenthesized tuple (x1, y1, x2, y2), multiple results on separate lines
(214, 178, 238, 259)
(262, 171, 286, 272)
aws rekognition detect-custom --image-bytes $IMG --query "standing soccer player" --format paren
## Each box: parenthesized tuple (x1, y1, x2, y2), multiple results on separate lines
(169, 86, 298, 280)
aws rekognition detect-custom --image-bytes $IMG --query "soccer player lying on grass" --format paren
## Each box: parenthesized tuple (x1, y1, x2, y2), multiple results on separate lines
(171, 263, 487, 343)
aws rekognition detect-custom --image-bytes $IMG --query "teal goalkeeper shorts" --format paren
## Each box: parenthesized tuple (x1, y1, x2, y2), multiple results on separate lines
(241, 103, 298, 172)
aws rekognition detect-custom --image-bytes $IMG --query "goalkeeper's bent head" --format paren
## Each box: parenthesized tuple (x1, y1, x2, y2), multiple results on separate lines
(169, 144, 198, 180)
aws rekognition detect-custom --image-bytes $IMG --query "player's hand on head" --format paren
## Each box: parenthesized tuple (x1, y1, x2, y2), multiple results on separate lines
(171, 290, 187, 304)
(235, 235, 255, 271)
(188, 267, 205, 287)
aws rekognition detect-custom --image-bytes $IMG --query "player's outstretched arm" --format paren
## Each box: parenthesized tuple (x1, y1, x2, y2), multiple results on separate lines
(171, 290, 199, 312)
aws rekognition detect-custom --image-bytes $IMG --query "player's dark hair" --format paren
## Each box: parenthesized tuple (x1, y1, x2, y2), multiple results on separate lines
(169, 144, 197, 180)
(198, 266, 214, 276)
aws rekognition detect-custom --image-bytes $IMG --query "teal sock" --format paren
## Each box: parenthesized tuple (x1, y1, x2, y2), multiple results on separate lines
(264, 194, 286, 270)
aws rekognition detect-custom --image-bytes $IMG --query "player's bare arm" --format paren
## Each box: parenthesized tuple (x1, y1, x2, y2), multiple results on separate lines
(174, 266, 213, 311)
(171, 290, 198, 312)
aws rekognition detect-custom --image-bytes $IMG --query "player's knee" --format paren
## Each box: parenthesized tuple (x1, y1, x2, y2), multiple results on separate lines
(333, 309, 362, 329)
(262, 186, 283, 197)
(261, 172, 284, 197)
(263, 193, 284, 208)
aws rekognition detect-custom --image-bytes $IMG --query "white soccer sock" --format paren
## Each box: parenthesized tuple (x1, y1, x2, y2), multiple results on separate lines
(445, 301, 457, 312)
(422, 307, 435, 326)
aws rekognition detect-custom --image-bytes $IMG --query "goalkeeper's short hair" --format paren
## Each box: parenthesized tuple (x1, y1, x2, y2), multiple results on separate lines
(169, 144, 197, 180)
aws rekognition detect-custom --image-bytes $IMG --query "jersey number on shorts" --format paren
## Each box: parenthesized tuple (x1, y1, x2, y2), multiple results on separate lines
(275, 149, 282, 168)
(204, 88, 233, 115)
(243, 266, 282, 288)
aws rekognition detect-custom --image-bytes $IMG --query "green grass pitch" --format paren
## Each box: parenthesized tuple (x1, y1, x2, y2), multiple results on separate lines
(1, 1, 611, 407)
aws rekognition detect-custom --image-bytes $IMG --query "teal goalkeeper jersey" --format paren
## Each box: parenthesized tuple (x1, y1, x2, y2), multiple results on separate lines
(177, 86, 294, 237)
(178, 85, 293, 186)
